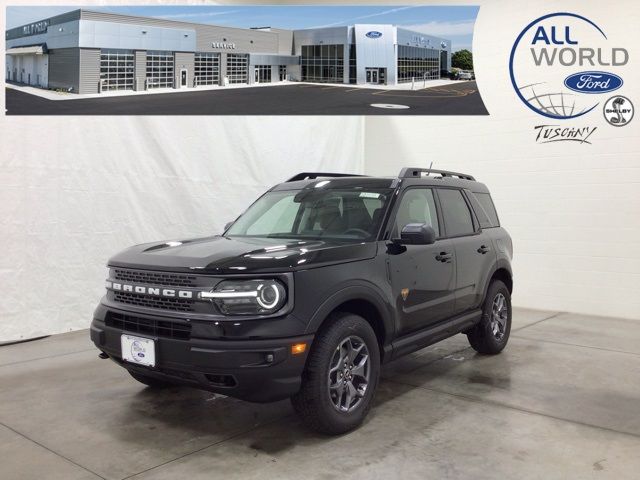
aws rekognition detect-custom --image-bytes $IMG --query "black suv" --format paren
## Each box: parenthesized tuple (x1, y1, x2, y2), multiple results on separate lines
(91, 168, 513, 434)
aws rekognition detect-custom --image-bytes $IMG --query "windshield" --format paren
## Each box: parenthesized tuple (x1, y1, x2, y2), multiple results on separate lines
(226, 187, 393, 241)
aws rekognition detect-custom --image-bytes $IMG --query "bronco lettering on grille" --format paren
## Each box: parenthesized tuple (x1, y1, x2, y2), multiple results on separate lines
(106, 281, 194, 299)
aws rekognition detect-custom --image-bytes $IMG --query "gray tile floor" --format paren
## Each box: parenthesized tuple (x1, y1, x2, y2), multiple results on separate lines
(1, 308, 639, 479)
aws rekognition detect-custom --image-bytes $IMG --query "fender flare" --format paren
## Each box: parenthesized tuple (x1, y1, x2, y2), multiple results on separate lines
(304, 282, 395, 342)
(481, 259, 513, 304)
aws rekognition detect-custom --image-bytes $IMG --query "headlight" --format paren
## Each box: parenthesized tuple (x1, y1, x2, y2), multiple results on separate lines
(200, 279, 287, 315)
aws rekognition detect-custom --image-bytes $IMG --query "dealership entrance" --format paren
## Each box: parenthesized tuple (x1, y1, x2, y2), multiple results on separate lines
(365, 68, 386, 85)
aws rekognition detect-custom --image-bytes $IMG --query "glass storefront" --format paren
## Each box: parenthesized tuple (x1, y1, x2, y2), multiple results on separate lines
(254, 65, 271, 83)
(279, 65, 287, 81)
(397, 45, 441, 83)
(301, 44, 345, 83)
(226, 54, 249, 84)
(194, 52, 220, 86)
(100, 49, 134, 91)
(146, 50, 174, 89)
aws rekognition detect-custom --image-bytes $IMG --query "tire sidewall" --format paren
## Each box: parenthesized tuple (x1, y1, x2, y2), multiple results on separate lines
(313, 314, 380, 431)
(481, 281, 512, 350)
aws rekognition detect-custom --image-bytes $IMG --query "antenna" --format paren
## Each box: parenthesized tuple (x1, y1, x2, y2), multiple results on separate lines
(426, 161, 433, 176)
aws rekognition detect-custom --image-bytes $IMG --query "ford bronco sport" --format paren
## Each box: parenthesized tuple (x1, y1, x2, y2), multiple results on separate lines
(91, 168, 513, 434)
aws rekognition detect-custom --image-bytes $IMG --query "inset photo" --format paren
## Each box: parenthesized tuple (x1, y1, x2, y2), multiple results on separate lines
(5, 5, 485, 115)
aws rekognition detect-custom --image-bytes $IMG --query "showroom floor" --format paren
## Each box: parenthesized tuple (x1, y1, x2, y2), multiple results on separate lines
(1, 308, 639, 480)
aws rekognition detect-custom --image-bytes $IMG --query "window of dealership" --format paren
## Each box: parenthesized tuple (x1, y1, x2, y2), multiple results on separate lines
(397, 45, 441, 83)
(300, 45, 345, 83)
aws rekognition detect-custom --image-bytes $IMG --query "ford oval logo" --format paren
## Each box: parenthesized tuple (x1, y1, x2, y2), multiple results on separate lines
(564, 71, 623, 94)
(366, 31, 383, 39)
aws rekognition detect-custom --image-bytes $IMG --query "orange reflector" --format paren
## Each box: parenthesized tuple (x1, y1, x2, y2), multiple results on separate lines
(291, 343, 307, 355)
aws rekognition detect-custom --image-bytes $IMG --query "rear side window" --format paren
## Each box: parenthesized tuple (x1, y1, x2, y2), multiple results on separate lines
(438, 189, 475, 237)
(466, 191, 491, 229)
(474, 192, 500, 227)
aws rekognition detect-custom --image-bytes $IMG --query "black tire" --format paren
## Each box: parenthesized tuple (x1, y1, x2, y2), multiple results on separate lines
(291, 313, 380, 435)
(128, 370, 176, 388)
(467, 280, 512, 354)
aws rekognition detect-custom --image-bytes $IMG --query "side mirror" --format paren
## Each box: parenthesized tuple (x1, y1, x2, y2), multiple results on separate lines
(224, 221, 234, 232)
(397, 223, 437, 245)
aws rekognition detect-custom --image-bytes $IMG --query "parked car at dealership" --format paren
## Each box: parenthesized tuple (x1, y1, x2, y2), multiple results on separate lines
(458, 70, 475, 80)
(91, 168, 513, 434)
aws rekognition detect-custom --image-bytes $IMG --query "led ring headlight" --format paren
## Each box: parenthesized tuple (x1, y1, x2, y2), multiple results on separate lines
(256, 283, 280, 310)
(200, 279, 287, 315)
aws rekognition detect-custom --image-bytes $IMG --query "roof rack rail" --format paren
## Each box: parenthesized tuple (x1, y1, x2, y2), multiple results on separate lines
(286, 172, 365, 182)
(398, 167, 476, 181)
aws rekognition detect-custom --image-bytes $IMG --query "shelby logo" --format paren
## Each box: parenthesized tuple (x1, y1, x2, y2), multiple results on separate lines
(106, 281, 193, 299)
(564, 72, 622, 94)
(533, 125, 597, 144)
(366, 31, 382, 39)
(510, 13, 628, 120)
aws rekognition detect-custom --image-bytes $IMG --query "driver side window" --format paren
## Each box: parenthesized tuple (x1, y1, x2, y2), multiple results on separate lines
(393, 188, 440, 237)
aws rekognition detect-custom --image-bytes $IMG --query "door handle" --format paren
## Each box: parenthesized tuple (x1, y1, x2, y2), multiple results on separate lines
(435, 252, 452, 263)
(477, 245, 490, 254)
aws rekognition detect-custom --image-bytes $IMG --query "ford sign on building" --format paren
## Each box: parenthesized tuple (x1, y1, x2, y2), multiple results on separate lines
(5, 10, 452, 93)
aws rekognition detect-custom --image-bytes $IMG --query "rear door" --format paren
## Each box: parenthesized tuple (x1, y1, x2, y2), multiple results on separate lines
(386, 187, 456, 336)
(436, 188, 495, 314)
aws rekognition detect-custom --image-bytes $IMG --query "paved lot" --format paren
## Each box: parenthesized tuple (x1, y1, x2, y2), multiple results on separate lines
(5, 82, 487, 115)
(1, 308, 639, 479)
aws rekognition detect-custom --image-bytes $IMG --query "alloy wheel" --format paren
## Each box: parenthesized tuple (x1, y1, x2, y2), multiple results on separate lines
(490, 293, 508, 341)
(328, 336, 370, 412)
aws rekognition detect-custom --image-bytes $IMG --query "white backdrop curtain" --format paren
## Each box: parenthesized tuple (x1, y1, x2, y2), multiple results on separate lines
(0, 117, 365, 341)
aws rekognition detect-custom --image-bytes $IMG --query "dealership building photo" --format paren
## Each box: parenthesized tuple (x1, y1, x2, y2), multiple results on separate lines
(5, 9, 452, 94)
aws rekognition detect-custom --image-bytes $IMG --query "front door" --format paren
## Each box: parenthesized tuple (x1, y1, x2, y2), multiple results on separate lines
(386, 187, 456, 336)
(366, 68, 379, 84)
(180, 69, 187, 87)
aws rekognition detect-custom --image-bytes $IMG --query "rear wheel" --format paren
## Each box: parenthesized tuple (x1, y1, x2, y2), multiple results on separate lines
(291, 313, 380, 435)
(128, 370, 175, 388)
(467, 280, 512, 354)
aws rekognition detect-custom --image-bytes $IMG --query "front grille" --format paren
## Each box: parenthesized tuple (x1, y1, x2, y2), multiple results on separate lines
(114, 291, 195, 312)
(113, 268, 196, 287)
(107, 312, 191, 340)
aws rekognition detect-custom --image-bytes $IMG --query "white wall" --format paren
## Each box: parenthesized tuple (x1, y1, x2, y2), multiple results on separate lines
(0, 118, 364, 341)
(364, 1, 640, 320)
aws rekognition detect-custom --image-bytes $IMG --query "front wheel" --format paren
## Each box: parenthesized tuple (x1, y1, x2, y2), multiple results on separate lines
(291, 313, 380, 435)
(467, 280, 512, 354)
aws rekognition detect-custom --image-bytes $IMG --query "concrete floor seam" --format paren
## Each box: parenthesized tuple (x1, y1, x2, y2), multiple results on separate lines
(511, 312, 564, 332)
(119, 414, 293, 480)
(511, 335, 640, 357)
(384, 379, 640, 440)
(0, 347, 96, 369)
(0, 421, 107, 480)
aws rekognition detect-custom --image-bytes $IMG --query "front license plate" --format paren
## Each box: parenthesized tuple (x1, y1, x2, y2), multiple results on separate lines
(121, 334, 156, 367)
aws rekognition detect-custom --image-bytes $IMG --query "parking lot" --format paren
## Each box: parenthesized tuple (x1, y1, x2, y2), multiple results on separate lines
(5, 81, 487, 115)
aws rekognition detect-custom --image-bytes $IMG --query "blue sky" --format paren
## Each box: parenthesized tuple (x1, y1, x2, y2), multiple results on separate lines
(6, 5, 478, 51)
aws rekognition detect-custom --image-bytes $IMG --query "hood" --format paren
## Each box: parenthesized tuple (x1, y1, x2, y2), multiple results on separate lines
(108, 235, 378, 274)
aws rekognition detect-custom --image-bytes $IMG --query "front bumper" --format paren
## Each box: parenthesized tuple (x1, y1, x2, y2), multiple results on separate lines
(90, 310, 313, 403)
